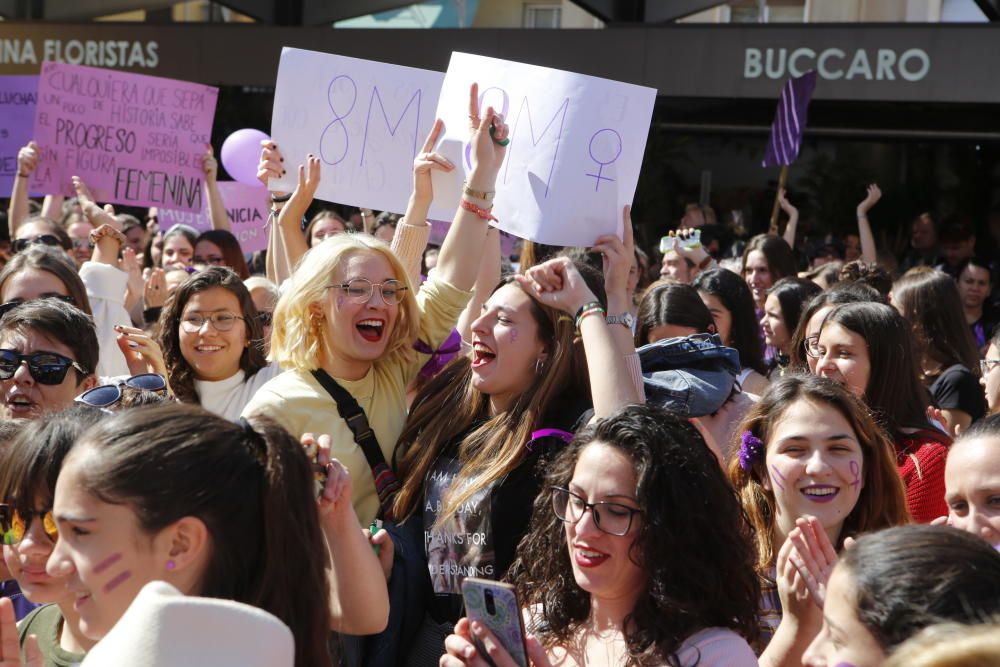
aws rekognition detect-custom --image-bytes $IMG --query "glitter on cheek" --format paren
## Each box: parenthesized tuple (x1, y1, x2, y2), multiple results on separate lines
(770, 464, 788, 491)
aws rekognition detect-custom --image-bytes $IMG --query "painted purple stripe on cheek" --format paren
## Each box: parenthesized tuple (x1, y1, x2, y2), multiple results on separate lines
(770, 464, 787, 491)
(93, 552, 123, 574)
(850, 460, 861, 490)
(834, 663, 858, 667)
(102, 570, 132, 595)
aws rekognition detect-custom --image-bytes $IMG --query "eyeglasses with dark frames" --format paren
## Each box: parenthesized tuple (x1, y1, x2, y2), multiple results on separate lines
(980, 358, 1000, 376)
(550, 486, 642, 537)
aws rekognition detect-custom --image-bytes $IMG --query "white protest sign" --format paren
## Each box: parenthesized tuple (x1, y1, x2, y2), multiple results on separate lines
(270, 47, 444, 213)
(429, 53, 656, 247)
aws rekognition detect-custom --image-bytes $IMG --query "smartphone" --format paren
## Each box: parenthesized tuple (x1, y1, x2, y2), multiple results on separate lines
(461, 578, 529, 667)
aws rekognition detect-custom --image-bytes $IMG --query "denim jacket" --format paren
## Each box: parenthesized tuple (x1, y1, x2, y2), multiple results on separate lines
(637, 333, 740, 417)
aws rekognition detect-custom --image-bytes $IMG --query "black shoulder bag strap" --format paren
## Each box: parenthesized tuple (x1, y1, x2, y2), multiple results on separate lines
(310, 368, 399, 522)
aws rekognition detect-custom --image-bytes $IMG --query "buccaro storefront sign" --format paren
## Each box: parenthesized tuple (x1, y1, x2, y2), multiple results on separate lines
(744, 47, 931, 82)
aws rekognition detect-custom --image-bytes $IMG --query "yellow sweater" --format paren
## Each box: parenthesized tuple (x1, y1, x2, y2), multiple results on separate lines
(242, 277, 472, 525)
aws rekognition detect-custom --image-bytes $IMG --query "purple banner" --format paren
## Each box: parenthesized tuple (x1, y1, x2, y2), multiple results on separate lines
(0, 76, 38, 194)
(31, 61, 218, 212)
(762, 70, 817, 168)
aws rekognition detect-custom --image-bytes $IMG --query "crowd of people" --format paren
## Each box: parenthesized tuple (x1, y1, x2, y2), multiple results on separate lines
(0, 84, 998, 667)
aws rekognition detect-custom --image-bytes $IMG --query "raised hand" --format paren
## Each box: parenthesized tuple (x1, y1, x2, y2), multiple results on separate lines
(121, 246, 144, 310)
(466, 83, 509, 191)
(412, 118, 455, 207)
(16, 141, 38, 177)
(516, 256, 598, 315)
(114, 325, 168, 377)
(857, 184, 881, 216)
(202, 144, 219, 184)
(303, 433, 355, 524)
(288, 155, 321, 210)
(0, 598, 42, 666)
(72, 176, 119, 230)
(777, 188, 798, 217)
(143, 268, 167, 309)
(592, 205, 634, 300)
(786, 515, 839, 608)
(257, 140, 286, 193)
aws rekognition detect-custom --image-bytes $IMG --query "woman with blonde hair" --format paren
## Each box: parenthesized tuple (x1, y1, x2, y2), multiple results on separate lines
(728, 374, 909, 667)
(243, 88, 510, 526)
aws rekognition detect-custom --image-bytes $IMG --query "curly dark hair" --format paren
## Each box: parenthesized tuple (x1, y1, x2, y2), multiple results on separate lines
(509, 404, 760, 666)
(157, 266, 266, 403)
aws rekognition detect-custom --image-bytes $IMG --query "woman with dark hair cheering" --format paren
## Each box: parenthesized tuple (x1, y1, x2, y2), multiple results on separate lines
(442, 404, 760, 667)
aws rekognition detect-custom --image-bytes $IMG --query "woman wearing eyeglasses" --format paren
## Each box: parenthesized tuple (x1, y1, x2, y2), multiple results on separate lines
(157, 266, 277, 421)
(442, 405, 760, 667)
(193, 230, 250, 279)
(243, 89, 512, 527)
(0, 299, 98, 421)
(0, 406, 105, 661)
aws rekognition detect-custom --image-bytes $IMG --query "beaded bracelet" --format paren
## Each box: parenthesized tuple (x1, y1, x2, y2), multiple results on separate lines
(459, 198, 498, 222)
(574, 301, 603, 321)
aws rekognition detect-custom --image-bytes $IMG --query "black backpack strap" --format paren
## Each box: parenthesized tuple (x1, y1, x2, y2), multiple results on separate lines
(310, 369, 399, 521)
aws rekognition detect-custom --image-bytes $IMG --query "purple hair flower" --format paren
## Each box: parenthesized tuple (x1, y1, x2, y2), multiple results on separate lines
(738, 430, 764, 471)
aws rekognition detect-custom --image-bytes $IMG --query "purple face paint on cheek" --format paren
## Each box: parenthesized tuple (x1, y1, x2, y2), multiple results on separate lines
(834, 663, 858, 667)
(849, 460, 861, 491)
(336, 295, 346, 309)
(509, 327, 518, 344)
(93, 552, 122, 574)
(102, 570, 132, 594)
(770, 464, 787, 491)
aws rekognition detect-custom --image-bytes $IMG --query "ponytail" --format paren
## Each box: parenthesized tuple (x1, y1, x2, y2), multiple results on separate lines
(74, 405, 332, 667)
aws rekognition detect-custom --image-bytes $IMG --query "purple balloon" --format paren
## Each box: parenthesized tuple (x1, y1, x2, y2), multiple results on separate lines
(221, 128, 270, 187)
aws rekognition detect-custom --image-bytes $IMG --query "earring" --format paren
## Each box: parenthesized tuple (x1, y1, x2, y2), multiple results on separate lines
(534, 358, 544, 374)
(165, 559, 176, 571)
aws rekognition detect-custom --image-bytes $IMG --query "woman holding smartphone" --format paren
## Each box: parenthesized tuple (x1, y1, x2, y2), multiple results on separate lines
(441, 404, 760, 667)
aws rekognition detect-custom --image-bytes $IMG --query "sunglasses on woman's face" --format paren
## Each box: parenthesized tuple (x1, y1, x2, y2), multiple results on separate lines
(0, 349, 88, 385)
(12, 235, 62, 254)
(0, 295, 75, 320)
(76, 373, 167, 407)
(0, 504, 58, 545)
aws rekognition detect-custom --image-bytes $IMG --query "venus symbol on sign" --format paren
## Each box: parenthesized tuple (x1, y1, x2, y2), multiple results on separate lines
(585, 128, 622, 192)
(320, 75, 358, 166)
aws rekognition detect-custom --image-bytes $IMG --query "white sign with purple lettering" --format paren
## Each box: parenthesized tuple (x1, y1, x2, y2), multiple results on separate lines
(429, 53, 657, 247)
(269, 47, 444, 213)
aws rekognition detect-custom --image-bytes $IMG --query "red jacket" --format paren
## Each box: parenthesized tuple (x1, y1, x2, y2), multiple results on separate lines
(895, 428, 951, 524)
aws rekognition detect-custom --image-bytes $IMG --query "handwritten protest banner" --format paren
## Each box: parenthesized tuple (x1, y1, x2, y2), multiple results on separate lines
(160, 181, 270, 254)
(270, 47, 443, 213)
(429, 53, 656, 247)
(0, 76, 38, 193)
(31, 62, 218, 213)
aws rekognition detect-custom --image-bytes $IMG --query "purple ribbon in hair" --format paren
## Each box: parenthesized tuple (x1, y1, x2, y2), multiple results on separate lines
(738, 430, 765, 471)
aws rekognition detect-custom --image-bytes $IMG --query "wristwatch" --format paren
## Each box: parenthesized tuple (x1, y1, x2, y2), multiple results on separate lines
(606, 312, 634, 329)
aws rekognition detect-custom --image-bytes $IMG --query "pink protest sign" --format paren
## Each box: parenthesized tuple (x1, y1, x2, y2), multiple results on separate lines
(1, 76, 38, 193)
(159, 182, 270, 254)
(30, 61, 218, 212)
(219, 181, 270, 254)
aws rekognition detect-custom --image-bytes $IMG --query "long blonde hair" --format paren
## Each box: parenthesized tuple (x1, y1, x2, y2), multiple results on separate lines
(269, 234, 419, 371)
(392, 279, 586, 522)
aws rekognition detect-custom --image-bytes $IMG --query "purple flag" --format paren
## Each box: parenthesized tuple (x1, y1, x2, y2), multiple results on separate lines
(762, 70, 817, 168)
